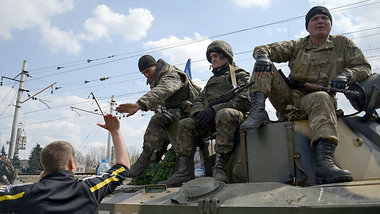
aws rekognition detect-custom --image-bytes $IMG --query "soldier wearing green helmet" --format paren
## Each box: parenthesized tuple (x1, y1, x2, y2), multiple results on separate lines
(159, 40, 251, 187)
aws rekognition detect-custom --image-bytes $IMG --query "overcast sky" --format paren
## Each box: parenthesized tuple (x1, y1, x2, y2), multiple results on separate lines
(1, 0, 379, 159)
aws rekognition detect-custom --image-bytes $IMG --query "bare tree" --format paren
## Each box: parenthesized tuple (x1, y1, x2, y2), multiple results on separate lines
(83, 145, 107, 170)
(128, 146, 141, 165)
(74, 149, 86, 165)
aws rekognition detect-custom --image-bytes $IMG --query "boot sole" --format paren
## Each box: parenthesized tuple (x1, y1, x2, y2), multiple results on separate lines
(315, 175, 353, 184)
(158, 176, 192, 187)
(240, 120, 270, 130)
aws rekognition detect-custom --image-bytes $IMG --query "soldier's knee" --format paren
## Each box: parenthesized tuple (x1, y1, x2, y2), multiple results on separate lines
(178, 117, 197, 130)
(310, 91, 332, 102)
(216, 108, 242, 122)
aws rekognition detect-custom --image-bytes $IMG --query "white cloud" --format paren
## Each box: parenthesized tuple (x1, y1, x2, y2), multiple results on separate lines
(0, 0, 74, 40)
(39, 23, 82, 54)
(232, 0, 271, 8)
(0, 1, 154, 54)
(143, 33, 211, 72)
(80, 5, 154, 42)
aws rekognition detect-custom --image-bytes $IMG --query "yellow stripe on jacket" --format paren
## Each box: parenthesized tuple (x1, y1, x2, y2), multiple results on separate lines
(0, 192, 25, 202)
(90, 166, 125, 192)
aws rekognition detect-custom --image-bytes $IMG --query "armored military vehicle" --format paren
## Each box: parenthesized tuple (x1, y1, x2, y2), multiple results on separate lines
(97, 73, 380, 214)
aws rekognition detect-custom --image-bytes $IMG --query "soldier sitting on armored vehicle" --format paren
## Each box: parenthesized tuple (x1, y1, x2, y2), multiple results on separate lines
(159, 40, 251, 187)
(240, 6, 372, 184)
(0, 114, 131, 214)
(116, 55, 200, 178)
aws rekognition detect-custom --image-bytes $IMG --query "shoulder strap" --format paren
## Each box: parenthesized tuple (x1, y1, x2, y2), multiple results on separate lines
(204, 65, 237, 107)
(229, 64, 237, 88)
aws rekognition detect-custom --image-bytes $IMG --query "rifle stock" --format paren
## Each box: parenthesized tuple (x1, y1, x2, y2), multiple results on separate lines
(277, 69, 359, 97)
(303, 82, 359, 97)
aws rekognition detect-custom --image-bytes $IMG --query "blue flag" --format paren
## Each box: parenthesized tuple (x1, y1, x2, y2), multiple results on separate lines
(184, 59, 192, 79)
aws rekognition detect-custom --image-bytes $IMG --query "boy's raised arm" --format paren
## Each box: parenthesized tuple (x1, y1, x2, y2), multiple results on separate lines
(97, 114, 130, 168)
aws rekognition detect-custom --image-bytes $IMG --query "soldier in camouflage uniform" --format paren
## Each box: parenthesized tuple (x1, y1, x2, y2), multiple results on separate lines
(159, 40, 251, 187)
(116, 55, 200, 177)
(240, 6, 371, 184)
(0, 156, 17, 185)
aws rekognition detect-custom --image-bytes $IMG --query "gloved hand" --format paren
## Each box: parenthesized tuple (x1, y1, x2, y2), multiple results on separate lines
(254, 53, 272, 72)
(196, 108, 216, 127)
(331, 72, 350, 89)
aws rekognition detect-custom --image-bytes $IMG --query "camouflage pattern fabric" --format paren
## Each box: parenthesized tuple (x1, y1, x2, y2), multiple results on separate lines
(143, 111, 180, 162)
(177, 64, 250, 156)
(0, 158, 17, 185)
(192, 64, 250, 114)
(177, 108, 245, 156)
(137, 59, 199, 111)
(137, 59, 199, 161)
(251, 35, 371, 144)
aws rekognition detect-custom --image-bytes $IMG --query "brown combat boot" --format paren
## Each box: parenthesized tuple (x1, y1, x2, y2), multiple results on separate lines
(240, 91, 270, 130)
(158, 156, 192, 187)
(315, 139, 353, 184)
(129, 149, 153, 177)
(212, 153, 229, 183)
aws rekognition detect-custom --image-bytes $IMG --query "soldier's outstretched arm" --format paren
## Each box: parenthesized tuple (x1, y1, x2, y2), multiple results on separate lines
(115, 103, 141, 117)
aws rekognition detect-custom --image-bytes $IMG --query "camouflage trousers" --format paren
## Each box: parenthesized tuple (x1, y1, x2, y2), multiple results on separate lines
(143, 110, 183, 162)
(176, 108, 245, 157)
(250, 70, 338, 144)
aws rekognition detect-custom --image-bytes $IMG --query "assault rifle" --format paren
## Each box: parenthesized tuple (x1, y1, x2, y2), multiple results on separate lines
(278, 69, 359, 97)
(208, 80, 255, 107)
(152, 104, 175, 120)
(154, 80, 255, 120)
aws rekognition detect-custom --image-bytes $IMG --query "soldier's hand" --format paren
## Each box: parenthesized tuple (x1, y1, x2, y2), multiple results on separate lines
(330, 72, 350, 89)
(97, 114, 120, 133)
(197, 107, 216, 127)
(254, 53, 273, 79)
(115, 103, 140, 117)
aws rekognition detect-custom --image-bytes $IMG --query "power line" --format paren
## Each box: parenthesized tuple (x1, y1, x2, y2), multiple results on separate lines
(2, 1, 380, 126)
(22, 0, 379, 79)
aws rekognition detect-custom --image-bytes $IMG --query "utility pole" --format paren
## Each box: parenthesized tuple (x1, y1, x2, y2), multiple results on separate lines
(8, 60, 28, 159)
(106, 95, 115, 163)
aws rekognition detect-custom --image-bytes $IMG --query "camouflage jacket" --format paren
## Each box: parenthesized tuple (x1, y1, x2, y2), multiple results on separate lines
(0, 158, 16, 185)
(253, 35, 371, 86)
(191, 63, 251, 115)
(137, 59, 199, 111)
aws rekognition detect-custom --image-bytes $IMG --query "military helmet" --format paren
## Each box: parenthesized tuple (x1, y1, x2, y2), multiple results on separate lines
(206, 40, 233, 63)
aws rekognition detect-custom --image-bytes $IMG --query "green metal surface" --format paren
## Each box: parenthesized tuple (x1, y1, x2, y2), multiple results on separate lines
(98, 116, 380, 214)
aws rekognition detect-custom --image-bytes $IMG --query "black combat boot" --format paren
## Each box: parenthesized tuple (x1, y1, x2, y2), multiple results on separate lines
(129, 149, 154, 177)
(240, 91, 270, 130)
(158, 156, 192, 187)
(212, 153, 230, 183)
(315, 139, 353, 184)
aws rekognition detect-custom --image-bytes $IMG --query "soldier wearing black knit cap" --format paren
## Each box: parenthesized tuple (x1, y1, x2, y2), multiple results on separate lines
(241, 6, 372, 184)
(116, 55, 200, 178)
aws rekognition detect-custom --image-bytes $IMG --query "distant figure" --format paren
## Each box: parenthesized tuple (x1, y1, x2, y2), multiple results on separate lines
(0, 114, 131, 214)
(116, 54, 200, 177)
(0, 156, 17, 185)
(240, 6, 371, 184)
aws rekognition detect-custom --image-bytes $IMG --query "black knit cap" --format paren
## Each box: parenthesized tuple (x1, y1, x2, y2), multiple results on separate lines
(138, 55, 157, 71)
(305, 6, 332, 29)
